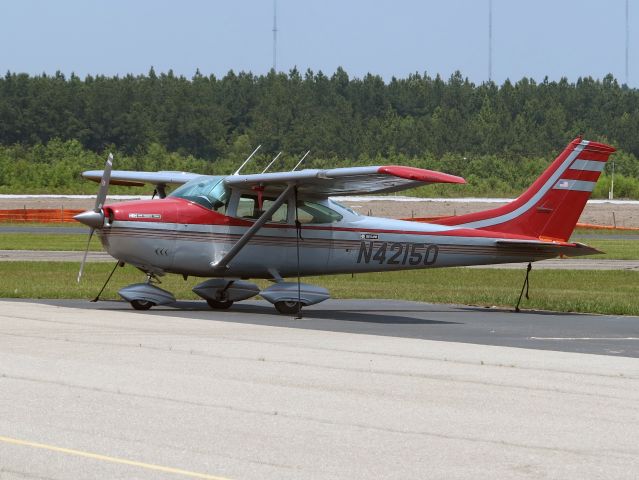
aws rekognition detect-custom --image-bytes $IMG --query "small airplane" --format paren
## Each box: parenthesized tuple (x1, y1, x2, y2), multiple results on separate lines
(75, 137, 614, 314)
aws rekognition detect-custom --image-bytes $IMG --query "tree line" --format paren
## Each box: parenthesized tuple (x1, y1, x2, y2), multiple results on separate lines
(0, 68, 638, 197)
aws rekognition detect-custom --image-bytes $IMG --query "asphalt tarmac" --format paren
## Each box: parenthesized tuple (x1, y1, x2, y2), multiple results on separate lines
(32, 298, 639, 357)
(1, 299, 638, 479)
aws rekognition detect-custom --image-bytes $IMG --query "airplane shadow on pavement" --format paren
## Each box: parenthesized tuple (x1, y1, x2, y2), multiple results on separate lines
(162, 301, 462, 325)
(31, 299, 463, 326)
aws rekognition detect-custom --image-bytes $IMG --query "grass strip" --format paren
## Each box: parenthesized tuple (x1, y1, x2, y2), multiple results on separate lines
(570, 238, 639, 260)
(2, 262, 637, 316)
(0, 233, 101, 251)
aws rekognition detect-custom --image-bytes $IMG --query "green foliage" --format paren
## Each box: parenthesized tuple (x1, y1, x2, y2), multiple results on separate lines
(1, 139, 639, 197)
(0, 139, 221, 194)
(1, 69, 639, 197)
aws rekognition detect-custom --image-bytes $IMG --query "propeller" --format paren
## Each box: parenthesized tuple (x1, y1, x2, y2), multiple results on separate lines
(75, 153, 113, 283)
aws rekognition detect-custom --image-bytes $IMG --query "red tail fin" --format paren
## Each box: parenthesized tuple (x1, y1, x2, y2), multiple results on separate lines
(432, 138, 615, 241)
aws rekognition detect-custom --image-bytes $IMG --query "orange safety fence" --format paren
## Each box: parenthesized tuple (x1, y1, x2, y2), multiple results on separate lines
(574, 222, 639, 231)
(0, 208, 84, 223)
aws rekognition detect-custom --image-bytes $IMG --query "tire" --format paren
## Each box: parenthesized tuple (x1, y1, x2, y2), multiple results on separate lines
(274, 301, 302, 315)
(130, 299, 154, 310)
(207, 299, 233, 310)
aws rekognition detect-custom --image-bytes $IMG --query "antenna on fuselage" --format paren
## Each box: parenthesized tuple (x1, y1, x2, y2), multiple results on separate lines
(262, 151, 283, 173)
(292, 150, 310, 171)
(233, 145, 262, 175)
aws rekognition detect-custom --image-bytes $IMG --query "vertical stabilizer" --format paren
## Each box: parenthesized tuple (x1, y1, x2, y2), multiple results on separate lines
(432, 138, 615, 241)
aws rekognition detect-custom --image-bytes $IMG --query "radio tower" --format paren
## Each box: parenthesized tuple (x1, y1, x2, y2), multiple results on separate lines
(626, 0, 629, 85)
(272, 0, 278, 71)
(488, 0, 493, 82)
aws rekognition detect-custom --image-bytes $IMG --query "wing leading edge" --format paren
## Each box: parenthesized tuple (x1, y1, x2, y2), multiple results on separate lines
(225, 165, 465, 197)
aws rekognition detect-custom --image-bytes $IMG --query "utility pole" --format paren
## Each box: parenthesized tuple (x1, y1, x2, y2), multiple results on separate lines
(488, 0, 493, 82)
(609, 161, 615, 200)
(272, 0, 278, 71)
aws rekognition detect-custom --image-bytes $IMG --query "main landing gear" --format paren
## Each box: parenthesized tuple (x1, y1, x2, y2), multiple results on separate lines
(274, 301, 303, 315)
(130, 299, 155, 311)
(206, 299, 234, 310)
(117, 276, 330, 314)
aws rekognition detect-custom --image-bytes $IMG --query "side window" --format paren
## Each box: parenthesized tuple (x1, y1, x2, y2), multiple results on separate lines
(237, 196, 258, 218)
(263, 199, 288, 223)
(237, 194, 288, 223)
(296, 201, 343, 224)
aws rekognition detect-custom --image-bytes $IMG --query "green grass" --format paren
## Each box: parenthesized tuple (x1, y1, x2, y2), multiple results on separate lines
(570, 239, 639, 259)
(572, 227, 639, 236)
(315, 269, 639, 316)
(0, 222, 81, 228)
(0, 233, 101, 251)
(1, 262, 638, 316)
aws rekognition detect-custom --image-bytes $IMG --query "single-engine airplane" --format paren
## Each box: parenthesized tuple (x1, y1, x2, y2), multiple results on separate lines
(75, 137, 614, 314)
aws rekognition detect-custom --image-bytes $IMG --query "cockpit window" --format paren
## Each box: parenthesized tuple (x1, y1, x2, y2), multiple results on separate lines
(329, 199, 360, 216)
(296, 201, 343, 224)
(169, 176, 229, 212)
(237, 194, 288, 223)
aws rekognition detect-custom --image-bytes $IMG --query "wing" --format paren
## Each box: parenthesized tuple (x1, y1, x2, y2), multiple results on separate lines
(82, 170, 201, 187)
(224, 165, 465, 197)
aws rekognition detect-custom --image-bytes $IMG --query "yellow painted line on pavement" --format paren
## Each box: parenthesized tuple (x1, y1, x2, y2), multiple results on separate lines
(0, 435, 232, 480)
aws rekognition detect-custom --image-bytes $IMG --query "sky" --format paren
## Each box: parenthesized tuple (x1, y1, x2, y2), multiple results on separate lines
(0, 0, 636, 86)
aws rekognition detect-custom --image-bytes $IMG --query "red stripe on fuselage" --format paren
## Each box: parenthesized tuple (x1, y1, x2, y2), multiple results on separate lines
(106, 198, 564, 243)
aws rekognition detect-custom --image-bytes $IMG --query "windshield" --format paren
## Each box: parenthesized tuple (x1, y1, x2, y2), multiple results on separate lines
(169, 176, 229, 212)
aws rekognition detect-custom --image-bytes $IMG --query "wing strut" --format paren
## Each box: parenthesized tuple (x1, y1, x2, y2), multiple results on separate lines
(211, 184, 295, 272)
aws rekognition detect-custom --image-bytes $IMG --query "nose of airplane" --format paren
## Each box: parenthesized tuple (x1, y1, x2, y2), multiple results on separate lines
(74, 209, 105, 229)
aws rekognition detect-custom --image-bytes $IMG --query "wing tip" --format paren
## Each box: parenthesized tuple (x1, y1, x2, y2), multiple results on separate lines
(378, 166, 466, 184)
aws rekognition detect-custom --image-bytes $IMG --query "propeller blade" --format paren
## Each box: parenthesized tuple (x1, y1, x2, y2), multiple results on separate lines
(77, 228, 95, 283)
(94, 153, 113, 212)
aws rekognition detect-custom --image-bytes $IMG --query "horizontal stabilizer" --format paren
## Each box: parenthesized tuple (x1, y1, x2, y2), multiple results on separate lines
(496, 239, 602, 258)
